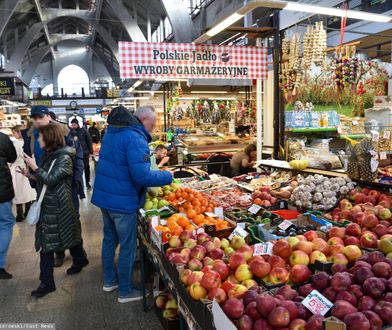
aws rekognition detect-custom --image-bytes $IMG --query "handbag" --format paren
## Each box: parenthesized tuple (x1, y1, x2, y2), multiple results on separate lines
(27, 159, 56, 226)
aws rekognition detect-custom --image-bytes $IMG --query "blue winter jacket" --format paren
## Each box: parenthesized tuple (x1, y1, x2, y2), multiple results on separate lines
(92, 115, 172, 214)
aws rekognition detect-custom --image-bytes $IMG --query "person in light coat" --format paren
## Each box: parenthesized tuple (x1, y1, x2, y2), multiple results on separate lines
(10, 126, 36, 221)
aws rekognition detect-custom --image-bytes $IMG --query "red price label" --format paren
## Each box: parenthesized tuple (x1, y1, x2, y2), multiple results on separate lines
(302, 290, 333, 316)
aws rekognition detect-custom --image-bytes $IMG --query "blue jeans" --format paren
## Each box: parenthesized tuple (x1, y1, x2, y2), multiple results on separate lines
(0, 201, 16, 268)
(101, 209, 138, 297)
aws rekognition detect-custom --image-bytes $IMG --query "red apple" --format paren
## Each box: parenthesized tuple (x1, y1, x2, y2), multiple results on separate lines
(360, 232, 378, 249)
(242, 279, 258, 289)
(249, 259, 271, 279)
(180, 269, 192, 285)
(335, 291, 357, 306)
(289, 250, 310, 266)
(237, 245, 253, 261)
(309, 250, 328, 264)
(343, 312, 370, 330)
(221, 280, 235, 294)
(372, 261, 391, 278)
(222, 298, 244, 319)
(362, 311, 383, 330)
(363, 277, 386, 299)
(368, 190, 380, 200)
(236, 315, 254, 330)
(354, 267, 375, 285)
(344, 236, 360, 247)
(179, 230, 193, 242)
(363, 195, 377, 205)
(229, 252, 246, 270)
(346, 223, 362, 237)
(235, 264, 253, 282)
(355, 212, 366, 226)
(212, 260, 230, 280)
(201, 265, 213, 273)
(188, 258, 203, 271)
(280, 300, 299, 321)
(244, 301, 261, 320)
(256, 294, 277, 317)
(196, 232, 210, 244)
(273, 239, 292, 259)
(296, 241, 313, 255)
(201, 270, 221, 290)
(373, 301, 392, 324)
(329, 253, 349, 265)
(277, 285, 298, 300)
(208, 287, 227, 304)
(269, 267, 289, 284)
(203, 241, 215, 253)
(358, 295, 377, 311)
(209, 248, 224, 260)
(328, 237, 344, 246)
(364, 214, 379, 228)
(289, 319, 307, 330)
(190, 245, 206, 260)
(329, 244, 345, 255)
(289, 264, 311, 283)
(305, 315, 324, 330)
(268, 306, 290, 328)
(312, 238, 330, 255)
(304, 230, 318, 241)
(331, 300, 358, 320)
(311, 271, 330, 291)
(268, 255, 286, 269)
(331, 272, 352, 292)
(253, 319, 273, 330)
(329, 227, 346, 239)
(188, 271, 204, 285)
(373, 224, 389, 238)
(248, 255, 265, 267)
(378, 199, 391, 209)
(298, 283, 314, 297)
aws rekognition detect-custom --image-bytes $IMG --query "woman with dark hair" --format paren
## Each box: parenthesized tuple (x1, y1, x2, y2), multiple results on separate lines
(21, 123, 87, 298)
(230, 144, 257, 177)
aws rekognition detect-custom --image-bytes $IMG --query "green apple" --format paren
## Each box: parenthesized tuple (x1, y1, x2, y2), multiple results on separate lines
(378, 237, 392, 254)
(288, 236, 300, 249)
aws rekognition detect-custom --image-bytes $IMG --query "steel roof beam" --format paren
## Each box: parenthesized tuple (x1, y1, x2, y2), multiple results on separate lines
(106, 0, 147, 41)
(0, 0, 23, 38)
(160, 0, 196, 42)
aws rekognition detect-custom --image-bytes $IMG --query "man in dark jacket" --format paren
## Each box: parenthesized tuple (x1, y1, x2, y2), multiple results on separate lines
(92, 106, 172, 303)
(25, 106, 88, 271)
(88, 122, 100, 144)
(0, 132, 17, 279)
(70, 118, 93, 189)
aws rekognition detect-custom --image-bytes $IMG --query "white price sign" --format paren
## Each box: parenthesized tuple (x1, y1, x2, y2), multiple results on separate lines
(384, 130, 391, 139)
(278, 220, 293, 231)
(352, 120, 359, 126)
(248, 204, 262, 215)
(228, 225, 249, 240)
(302, 290, 333, 316)
(253, 242, 273, 256)
(380, 152, 387, 160)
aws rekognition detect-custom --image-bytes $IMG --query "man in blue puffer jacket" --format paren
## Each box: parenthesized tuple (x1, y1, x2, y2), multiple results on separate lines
(92, 106, 172, 303)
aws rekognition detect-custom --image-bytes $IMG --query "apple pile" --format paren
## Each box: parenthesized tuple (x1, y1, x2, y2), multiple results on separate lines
(251, 187, 277, 208)
(221, 285, 323, 330)
(299, 251, 392, 330)
(326, 189, 392, 228)
(285, 230, 363, 271)
(155, 291, 179, 320)
(327, 222, 392, 252)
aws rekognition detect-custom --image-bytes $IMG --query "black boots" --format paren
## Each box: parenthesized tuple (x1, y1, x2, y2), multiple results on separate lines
(31, 283, 56, 298)
(16, 204, 24, 222)
(66, 258, 89, 275)
(54, 254, 64, 268)
(0, 268, 13, 279)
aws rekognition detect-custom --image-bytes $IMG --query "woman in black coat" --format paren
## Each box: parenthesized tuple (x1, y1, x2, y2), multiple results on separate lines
(22, 123, 88, 298)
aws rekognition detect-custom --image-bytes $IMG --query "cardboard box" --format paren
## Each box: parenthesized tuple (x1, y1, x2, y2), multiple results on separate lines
(323, 316, 346, 330)
(154, 305, 180, 330)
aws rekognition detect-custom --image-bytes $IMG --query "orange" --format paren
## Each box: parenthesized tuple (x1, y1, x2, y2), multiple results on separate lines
(171, 224, 183, 236)
(187, 209, 197, 219)
(166, 192, 175, 201)
(178, 207, 185, 213)
(161, 227, 170, 232)
(185, 224, 196, 232)
(177, 216, 190, 228)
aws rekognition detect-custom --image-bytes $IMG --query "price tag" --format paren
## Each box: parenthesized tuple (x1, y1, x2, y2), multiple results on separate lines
(228, 225, 249, 240)
(214, 207, 224, 219)
(248, 204, 262, 215)
(371, 131, 379, 142)
(253, 242, 273, 256)
(352, 120, 359, 126)
(237, 222, 246, 229)
(384, 130, 391, 139)
(278, 220, 294, 230)
(302, 290, 333, 316)
(196, 227, 205, 234)
(209, 174, 219, 180)
(205, 212, 218, 218)
(337, 126, 342, 134)
(380, 151, 387, 160)
(371, 158, 379, 173)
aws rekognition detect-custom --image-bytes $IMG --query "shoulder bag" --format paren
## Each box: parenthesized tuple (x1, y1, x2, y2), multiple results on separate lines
(26, 159, 57, 226)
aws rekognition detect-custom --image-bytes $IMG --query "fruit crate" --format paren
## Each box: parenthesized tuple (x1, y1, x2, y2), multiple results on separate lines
(154, 305, 180, 330)
(203, 217, 236, 239)
(309, 259, 333, 273)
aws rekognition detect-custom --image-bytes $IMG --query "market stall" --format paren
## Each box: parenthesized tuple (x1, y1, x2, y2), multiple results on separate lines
(137, 172, 392, 330)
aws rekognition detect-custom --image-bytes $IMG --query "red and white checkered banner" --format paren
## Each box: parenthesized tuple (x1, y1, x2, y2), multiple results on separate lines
(119, 41, 268, 80)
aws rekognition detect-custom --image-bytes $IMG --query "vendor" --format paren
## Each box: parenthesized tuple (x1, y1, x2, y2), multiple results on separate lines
(155, 145, 170, 167)
(230, 144, 257, 177)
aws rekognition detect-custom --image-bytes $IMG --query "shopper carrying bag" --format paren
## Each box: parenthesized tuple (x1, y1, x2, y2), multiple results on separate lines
(25, 159, 55, 226)
(21, 123, 87, 298)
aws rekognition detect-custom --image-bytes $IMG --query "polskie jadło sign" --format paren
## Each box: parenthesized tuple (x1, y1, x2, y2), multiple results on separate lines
(119, 42, 268, 80)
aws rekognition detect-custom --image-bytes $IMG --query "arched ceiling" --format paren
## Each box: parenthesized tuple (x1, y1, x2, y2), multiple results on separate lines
(0, 0, 170, 85)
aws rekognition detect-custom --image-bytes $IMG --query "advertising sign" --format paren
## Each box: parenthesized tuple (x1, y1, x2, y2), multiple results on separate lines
(0, 78, 15, 96)
(119, 41, 268, 80)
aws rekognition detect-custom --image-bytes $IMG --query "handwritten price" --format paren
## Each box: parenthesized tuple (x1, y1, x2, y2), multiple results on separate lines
(308, 298, 327, 315)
